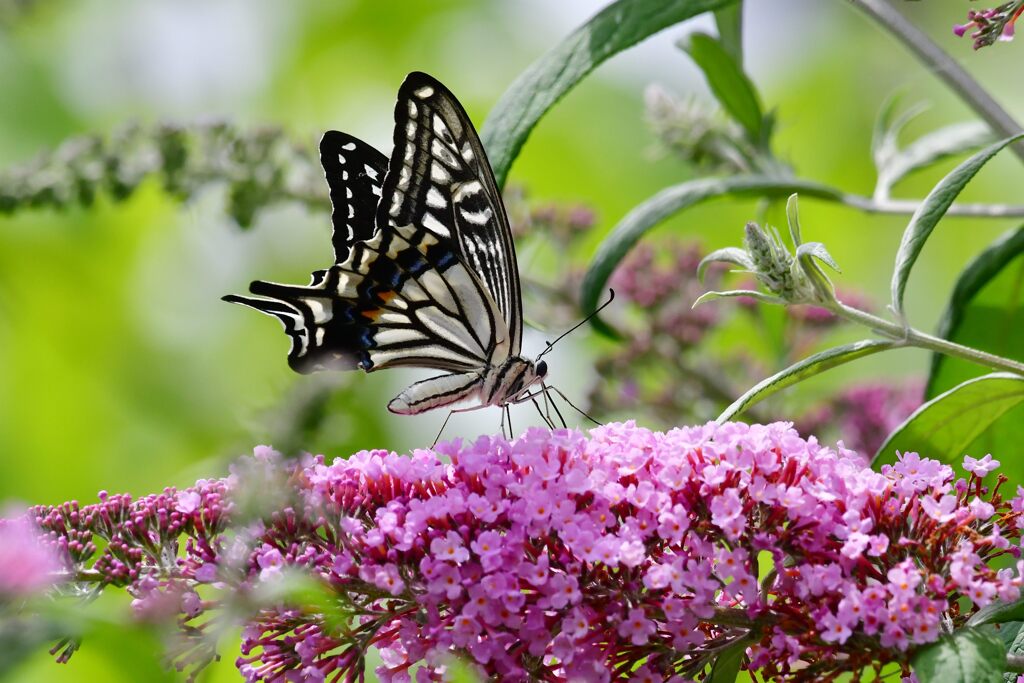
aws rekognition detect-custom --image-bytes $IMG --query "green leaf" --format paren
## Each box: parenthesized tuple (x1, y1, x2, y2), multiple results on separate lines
(693, 289, 785, 307)
(872, 97, 928, 175)
(873, 373, 1024, 466)
(716, 340, 895, 423)
(579, 175, 847, 322)
(708, 637, 747, 683)
(713, 3, 744, 65)
(924, 226, 1024, 476)
(928, 226, 1024, 398)
(480, 0, 737, 189)
(986, 620, 1024, 655)
(911, 627, 1006, 683)
(879, 121, 994, 194)
(795, 242, 839, 272)
(681, 32, 763, 140)
(890, 133, 1024, 318)
(697, 246, 755, 280)
(969, 598, 1024, 628)
(1001, 622, 1024, 652)
(785, 193, 802, 245)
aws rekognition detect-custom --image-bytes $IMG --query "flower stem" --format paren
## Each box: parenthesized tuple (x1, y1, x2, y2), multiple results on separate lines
(847, 0, 1024, 163)
(832, 301, 1024, 376)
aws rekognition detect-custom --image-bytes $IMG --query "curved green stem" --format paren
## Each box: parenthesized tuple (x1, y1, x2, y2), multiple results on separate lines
(833, 301, 1024, 376)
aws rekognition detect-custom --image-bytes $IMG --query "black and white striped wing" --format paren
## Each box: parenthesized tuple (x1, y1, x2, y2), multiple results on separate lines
(224, 73, 521, 414)
(377, 71, 523, 355)
(320, 131, 387, 262)
(224, 218, 507, 379)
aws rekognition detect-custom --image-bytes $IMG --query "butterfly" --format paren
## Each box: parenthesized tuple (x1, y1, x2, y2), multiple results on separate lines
(223, 72, 551, 417)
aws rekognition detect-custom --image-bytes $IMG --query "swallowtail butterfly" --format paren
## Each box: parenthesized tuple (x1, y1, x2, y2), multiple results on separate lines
(224, 72, 549, 416)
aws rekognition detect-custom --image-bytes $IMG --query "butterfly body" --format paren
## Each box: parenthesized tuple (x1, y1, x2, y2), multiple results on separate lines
(225, 72, 548, 416)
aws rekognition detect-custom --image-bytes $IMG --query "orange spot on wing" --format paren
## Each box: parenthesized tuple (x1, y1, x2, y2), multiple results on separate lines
(361, 309, 381, 321)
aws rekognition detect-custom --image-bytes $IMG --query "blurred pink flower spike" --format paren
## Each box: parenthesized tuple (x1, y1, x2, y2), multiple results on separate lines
(0, 511, 65, 597)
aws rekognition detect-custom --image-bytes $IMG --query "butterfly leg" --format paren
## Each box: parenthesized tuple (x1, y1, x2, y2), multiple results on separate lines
(546, 384, 568, 429)
(529, 396, 555, 429)
(433, 410, 456, 448)
(505, 405, 513, 439)
(540, 384, 568, 428)
(508, 390, 554, 429)
(548, 384, 599, 427)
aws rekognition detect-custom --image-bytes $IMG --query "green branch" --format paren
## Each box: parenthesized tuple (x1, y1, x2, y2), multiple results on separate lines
(0, 121, 329, 227)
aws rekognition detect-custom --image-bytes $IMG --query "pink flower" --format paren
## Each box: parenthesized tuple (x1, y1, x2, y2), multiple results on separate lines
(470, 530, 504, 560)
(256, 545, 285, 581)
(175, 491, 201, 514)
(963, 454, 1000, 477)
(618, 607, 656, 645)
(920, 494, 957, 523)
(820, 612, 852, 644)
(430, 531, 469, 563)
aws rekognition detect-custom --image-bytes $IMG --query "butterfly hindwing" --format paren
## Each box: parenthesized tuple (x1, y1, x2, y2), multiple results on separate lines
(377, 71, 523, 355)
(320, 131, 387, 263)
(225, 221, 502, 376)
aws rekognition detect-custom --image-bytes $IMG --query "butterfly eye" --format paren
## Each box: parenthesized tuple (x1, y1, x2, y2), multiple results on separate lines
(536, 361, 548, 377)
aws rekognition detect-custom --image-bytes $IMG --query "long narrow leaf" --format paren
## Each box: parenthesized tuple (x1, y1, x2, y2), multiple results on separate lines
(708, 637, 748, 682)
(879, 122, 993, 193)
(716, 340, 895, 423)
(890, 133, 1024, 317)
(873, 373, 1024, 465)
(872, 98, 928, 175)
(480, 0, 737, 189)
(681, 32, 762, 140)
(968, 597, 1024, 627)
(713, 4, 744, 65)
(927, 225, 1024, 398)
(579, 175, 845, 319)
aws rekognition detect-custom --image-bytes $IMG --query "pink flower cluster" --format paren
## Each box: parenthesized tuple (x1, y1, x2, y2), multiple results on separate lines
(610, 243, 718, 345)
(11, 423, 1024, 681)
(954, 1, 1023, 48)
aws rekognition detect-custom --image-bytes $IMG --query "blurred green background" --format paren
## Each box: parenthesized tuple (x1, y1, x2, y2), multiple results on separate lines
(1, 1, 1021, 680)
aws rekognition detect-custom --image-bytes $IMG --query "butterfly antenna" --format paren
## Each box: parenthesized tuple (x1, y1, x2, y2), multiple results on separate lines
(548, 384, 599, 426)
(537, 289, 616, 361)
(433, 410, 455, 448)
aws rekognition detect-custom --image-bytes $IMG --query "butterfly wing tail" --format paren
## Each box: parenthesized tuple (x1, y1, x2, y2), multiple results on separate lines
(223, 278, 373, 374)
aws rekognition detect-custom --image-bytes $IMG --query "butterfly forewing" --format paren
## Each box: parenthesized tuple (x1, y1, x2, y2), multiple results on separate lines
(228, 217, 504, 376)
(320, 131, 387, 263)
(377, 72, 523, 355)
